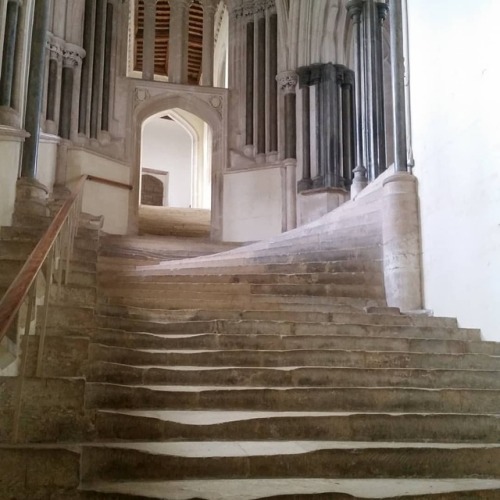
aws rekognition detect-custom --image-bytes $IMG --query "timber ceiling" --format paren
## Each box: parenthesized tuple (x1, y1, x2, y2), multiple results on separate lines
(134, 0, 204, 84)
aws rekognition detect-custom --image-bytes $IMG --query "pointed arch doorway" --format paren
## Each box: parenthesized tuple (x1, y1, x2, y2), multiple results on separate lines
(131, 92, 225, 240)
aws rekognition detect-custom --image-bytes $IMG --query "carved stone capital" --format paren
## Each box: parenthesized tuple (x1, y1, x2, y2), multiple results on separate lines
(277, 71, 298, 94)
(62, 43, 86, 68)
(346, 0, 363, 21)
(377, 2, 389, 22)
(46, 34, 65, 60)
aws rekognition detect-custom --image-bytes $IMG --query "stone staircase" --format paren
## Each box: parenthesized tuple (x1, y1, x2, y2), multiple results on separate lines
(1, 192, 500, 498)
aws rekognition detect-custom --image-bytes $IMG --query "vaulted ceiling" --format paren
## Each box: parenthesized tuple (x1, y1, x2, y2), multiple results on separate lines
(134, 1, 205, 84)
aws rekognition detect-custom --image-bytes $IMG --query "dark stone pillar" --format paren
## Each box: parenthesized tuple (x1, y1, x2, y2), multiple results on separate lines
(268, 13, 278, 153)
(90, 0, 106, 139)
(347, 0, 368, 193)
(298, 84, 311, 191)
(78, 0, 94, 135)
(101, 2, 113, 132)
(277, 71, 298, 160)
(0, 0, 19, 107)
(256, 16, 266, 155)
(58, 64, 74, 139)
(341, 70, 356, 183)
(45, 57, 58, 121)
(390, 0, 408, 172)
(21, 0, 50, 178)
(310, 63, 323, 188)
(245, 21, 254, 146)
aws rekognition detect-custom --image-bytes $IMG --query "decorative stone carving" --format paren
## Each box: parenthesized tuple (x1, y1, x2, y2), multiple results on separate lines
(134, 88, 151, 107)
(231, 0, 275, 19)
(276, 70, 298, 94)
(46, 34, 64, 60)
(62, 43, 86, 68)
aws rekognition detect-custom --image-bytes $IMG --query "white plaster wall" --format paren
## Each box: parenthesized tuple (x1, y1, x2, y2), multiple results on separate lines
(141, 118, 192, 208)
(36, 140, 58, 193)
(223, 167, 283, 242)
(67, 149, 131, 234)
(0, 140, 21, 227)
(409, 0, 500, 341)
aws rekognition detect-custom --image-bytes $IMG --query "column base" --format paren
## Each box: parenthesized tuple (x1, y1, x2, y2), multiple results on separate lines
(298, 186, 349, 226)
(13, 178, 50, 222)
(382, 172, 423, 312)
(0, 106, 21, 128)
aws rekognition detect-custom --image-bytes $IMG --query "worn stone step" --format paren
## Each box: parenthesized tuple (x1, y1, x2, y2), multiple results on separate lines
(100, 271, 384, 287)
(68, 270, 97, 287)
(89, 344, 500, 371)
(80, 441, 500, 482)
(94, 409, 500, 443)
(44, 305, 96, 330)
(94, 306, 459, 329)
(87, 362, 500, 390)
(100, 282, 385, 300)
(0, 240, 36, 259)
(0, 259, 23, 287)
(50, 284, 97, 306)
(135, 259, 383, 277)
(79, 478, 500, 500)
(92, 318, 481, 342)
(0, 445, 81, 498)
(91, 330, 498, 356)
(85, 384, 500, 414)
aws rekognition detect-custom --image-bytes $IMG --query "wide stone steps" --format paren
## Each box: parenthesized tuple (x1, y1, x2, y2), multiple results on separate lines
(100, 271, 385, 287)
(92, 318, 481, 341)
(92, 331, 496, 355)
(95, 306, 460, 328)
(102, 294, 385, 311)
(88, 345, 500, 371)
(88, 362, 500, 390)
(129, 259, 383, 277)
(85, 384, 500, 414)
(94, 409, 500, 443)
(80, 441, 500, 482)
(99, 282, 385, 300)
(80, 478, 500, 499)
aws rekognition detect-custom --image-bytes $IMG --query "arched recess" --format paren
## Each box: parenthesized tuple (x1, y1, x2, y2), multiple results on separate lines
(131, 92, 224, 240)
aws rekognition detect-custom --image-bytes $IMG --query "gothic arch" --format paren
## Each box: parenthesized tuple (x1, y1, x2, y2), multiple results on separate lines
(131, 92, 225, 239)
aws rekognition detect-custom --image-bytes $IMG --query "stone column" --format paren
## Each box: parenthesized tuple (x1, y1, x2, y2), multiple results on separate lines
(78, 0, 94, 136)
(382, 172, 422, 311)
(277, 70, 298, 160)
(168, 0, 189, 84)
(341, 70, 355, 185)
(90, 0, 106, 139)
(268, 12, 278, 154)
(390, 0, 408, 172)
(21, 0, 51, 178)
(347, 0, 368, 197)
(101, 2, 114, 132)
(201, 1, 216, 86)
(59, 51, 78, 139)
(298, 85, 311, 191)
(255, 15, 266, 156)
(142, 0, 157, 81)
(0, 0, 20, 107)
(44, 37, 64, 135)
(245, 20, 254, 147)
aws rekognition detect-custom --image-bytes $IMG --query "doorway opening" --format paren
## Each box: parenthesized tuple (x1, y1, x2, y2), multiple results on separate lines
(139, 108, 212, 237)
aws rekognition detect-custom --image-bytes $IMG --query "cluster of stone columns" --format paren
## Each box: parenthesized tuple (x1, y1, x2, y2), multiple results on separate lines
(78, 0, 114, 141)
(239, 1, 278, 161)
(139, 0, 217, 85)
(296, 63, 356, 192)
(347, 0, 389, 185)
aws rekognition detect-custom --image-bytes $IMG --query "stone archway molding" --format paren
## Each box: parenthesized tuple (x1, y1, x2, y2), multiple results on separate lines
(130, 82, 228, 240)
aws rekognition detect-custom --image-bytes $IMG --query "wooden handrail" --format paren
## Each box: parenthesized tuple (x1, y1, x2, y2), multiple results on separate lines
(0, 175, 88, 341)
(87, 175, 133, 191)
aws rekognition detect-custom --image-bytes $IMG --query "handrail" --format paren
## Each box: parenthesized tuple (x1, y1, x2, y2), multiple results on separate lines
(87, 174, 133, 191)
(0, 175, 88, 343)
